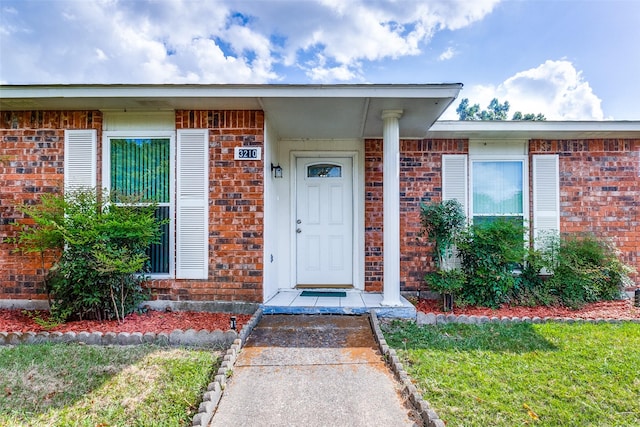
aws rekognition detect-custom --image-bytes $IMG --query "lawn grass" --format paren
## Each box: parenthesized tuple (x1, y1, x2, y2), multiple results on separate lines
(382, 321, 640, 427)
(0, 344, 221, 426)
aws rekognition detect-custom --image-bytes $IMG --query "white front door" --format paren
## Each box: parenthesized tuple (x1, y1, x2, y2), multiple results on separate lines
(295, 157, 353, 286)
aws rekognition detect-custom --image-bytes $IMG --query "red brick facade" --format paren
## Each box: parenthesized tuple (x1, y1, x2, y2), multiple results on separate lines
(1, 110, 264, 303)
(531, 138, 639, 283)
(364, 137, 639, 293)
(0, 111, 103, 300)
(364, 138, 468, 293)
(1, 110, 638, 303)
(150, 110, 265, 302)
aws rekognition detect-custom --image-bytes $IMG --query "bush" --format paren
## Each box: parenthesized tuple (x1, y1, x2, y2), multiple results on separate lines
(542, 234, 632, 309)
(10, 188, 164, 322)
(419, 200, 466, 310)
(456, 219, 527, 308)
(419, 199, 466, 269)
(416, 198, 633, 309)
(509, 246, 558, 307)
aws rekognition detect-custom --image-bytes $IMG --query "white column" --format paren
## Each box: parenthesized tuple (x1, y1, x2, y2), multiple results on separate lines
(381, 109, 403, 306)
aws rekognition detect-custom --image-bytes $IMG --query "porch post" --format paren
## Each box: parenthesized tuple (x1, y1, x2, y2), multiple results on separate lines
(381, 109, 403, 306)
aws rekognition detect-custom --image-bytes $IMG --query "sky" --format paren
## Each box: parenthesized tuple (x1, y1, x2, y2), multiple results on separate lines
(1, 0, 639, 121)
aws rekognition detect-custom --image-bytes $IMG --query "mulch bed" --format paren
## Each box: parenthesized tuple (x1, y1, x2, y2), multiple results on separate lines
(3, 299, 639, 334)
(0, 309, 252, 334)
(417, 298, 640, 320)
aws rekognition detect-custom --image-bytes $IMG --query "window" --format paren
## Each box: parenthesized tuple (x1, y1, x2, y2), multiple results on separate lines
(471, 160, 524, 225)
(308, 163, 342, 178)
(106, 135, 174, 276)
(442, 152, 560, 246)
(99, 122, 208, 280)
(110, 138, 171, 274)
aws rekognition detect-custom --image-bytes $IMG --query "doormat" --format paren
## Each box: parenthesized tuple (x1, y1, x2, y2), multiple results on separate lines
(300, 291, 347, 298)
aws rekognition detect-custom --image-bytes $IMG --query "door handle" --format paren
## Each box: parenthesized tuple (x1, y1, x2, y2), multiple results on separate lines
(297, 219, 302, 224)
(296, 228, 302, 233)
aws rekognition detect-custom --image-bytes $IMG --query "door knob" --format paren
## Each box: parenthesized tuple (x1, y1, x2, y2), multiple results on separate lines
(296, 228, 302, 233)
(297, 219, 302, 224)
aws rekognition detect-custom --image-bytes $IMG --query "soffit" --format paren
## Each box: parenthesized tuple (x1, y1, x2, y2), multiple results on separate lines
(0, 84, 463, 139)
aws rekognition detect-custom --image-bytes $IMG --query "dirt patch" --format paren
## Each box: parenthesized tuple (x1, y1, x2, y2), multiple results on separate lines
(0, 309, 252, 333)
(417, 298, 640, 319)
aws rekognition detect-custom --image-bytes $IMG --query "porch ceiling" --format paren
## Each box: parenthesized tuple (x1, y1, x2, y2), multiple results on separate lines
(0, 84, 462, 139)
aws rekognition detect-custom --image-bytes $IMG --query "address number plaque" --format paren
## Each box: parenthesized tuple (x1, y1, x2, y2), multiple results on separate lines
(234, 147, 262, 160)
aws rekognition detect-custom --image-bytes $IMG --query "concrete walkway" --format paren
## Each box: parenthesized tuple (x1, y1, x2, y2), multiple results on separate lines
(210, 314, 418, 426)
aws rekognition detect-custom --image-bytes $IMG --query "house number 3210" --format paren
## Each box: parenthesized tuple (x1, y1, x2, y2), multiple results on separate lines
(234, 147, 262, 160)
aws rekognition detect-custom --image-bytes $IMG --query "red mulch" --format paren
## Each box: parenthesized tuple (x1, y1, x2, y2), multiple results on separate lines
(417, 298, 640, 320)
(0, 309, 252, 334)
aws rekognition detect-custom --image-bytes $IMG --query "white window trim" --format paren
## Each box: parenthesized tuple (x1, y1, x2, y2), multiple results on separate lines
(468, 154, 530, 227)
(102, 131, 176, 279)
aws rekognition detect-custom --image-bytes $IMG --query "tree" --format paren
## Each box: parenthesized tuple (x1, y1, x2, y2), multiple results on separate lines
(456, 98, 546, 121)
(455, 98, 480, 121)
(512, 111, 546, 121)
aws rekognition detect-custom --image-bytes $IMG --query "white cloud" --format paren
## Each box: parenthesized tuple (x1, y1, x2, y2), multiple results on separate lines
(438, 47, 456, 61)
(441, 60, 605, 120)
(0, 0, 500, 84)
(95, 48, 108, 61)
(284, 0, 499, 80)
(502, 60, 604, 120)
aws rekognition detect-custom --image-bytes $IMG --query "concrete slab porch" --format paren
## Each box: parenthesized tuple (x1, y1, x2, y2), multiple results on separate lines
(262, 289, 416, 319)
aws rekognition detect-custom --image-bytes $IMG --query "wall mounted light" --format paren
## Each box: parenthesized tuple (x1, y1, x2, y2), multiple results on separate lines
(271, 163, 283, 178)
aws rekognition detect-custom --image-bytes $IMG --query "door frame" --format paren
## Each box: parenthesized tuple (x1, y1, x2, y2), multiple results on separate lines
(289, 150, 364, 290)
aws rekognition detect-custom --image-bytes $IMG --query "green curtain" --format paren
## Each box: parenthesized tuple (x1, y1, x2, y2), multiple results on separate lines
(110, 139, 169, 203)
(111, 138, 170, 273)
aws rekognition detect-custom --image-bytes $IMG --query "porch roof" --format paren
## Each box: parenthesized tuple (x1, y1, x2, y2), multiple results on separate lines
(0, 84, 462, 139)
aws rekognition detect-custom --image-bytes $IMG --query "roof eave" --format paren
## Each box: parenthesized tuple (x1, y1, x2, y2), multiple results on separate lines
(427, 120, 640, 139)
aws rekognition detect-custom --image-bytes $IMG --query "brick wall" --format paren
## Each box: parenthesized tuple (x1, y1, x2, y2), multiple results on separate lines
(364, 139, 383, 291)
(530, 138, 639, 285)
(364, 138, 468, 293)
(3, 113, 636, 303)
(367, 137, 638, 293)
(0, 111, 102, 300)
(1, 109, 265, 303)
(400, 139, 468, 292)
(149, 110, 265, 302)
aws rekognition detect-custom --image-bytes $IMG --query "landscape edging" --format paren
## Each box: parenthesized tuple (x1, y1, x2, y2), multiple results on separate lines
(0, 308, 264, 427)
(369, 310, 445, 427)
(0, 327, 240, 347)
(191, 307, 263, 427)
(371, 310, 640, 427)
(416, 311, 640, 326)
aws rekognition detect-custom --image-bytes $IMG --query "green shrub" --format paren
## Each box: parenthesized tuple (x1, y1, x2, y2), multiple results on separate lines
(416, 198, 632, 309)
(418, 199, 466, 269)
(456, 219, 527, 308)
(542, 234, 631, 309)
(424, 269, 466, 294)
(419, 200, 467, 310)
(10, 188, 164, 322)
